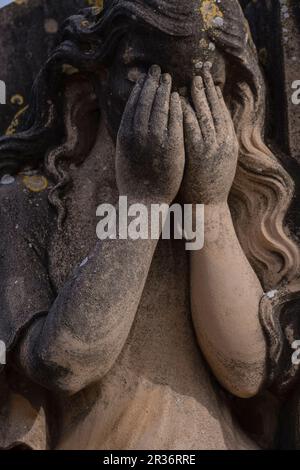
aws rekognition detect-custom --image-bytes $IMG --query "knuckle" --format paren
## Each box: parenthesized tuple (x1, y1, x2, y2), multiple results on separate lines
(206, 136, 217, 148)
(134, 128, 147, 147)
(151, 130, 163, 146)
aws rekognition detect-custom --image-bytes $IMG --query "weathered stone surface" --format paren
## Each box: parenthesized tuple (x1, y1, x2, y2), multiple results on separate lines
(0, 0, 300, 451)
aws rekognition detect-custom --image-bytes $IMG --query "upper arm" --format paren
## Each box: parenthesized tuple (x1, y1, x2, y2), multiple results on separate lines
(0, 180, 104, 396)
(0, 180, 54, 359)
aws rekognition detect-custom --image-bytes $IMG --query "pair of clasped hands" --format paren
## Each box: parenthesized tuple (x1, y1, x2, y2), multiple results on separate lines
(116, 64, 239, 208)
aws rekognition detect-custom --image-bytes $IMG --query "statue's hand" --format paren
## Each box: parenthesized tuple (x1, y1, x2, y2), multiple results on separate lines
(181, 69, 238, 205)
(116, 65, 185, 204)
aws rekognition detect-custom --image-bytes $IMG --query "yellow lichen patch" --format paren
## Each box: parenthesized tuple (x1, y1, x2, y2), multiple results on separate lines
(22, 175, 48, 193)
(10, 94, 24, 106)
(14, 0, 28, 5)
(81, 19, 90, 28)
(62, 64, 79, 75)
(199, 0, 223, 30)
(199, 38, 208, 49)
(258, 48, 268, 66)
(44, 18, 58, 34)
(86, 0, 104, 11)
(5, 105, 29, 136)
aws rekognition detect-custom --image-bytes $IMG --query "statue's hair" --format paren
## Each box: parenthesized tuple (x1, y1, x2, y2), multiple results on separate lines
(0, 1, 300, 398)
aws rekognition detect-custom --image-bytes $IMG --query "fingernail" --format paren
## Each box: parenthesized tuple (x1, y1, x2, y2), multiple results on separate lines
(194, 76, 203, 90)
(149, 64, 161, 78)
(161, 73, 171, 84)
(136, 74, 146, 86)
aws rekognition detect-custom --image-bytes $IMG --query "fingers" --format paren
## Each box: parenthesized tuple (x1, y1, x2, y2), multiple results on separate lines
(201, 68, 223, 137)
(119, 75, 145, 138)
(168, 92, 184, 143)
(216, 86, 235, 137)
(191, 75, 215, 145)
(150, 73, 172, 142)
(181, 97, 202, 148)
(191, 68, 228, 144)
(134, 65, 161, 143)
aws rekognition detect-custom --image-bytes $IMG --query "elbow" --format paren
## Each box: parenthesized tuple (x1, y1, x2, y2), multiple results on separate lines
(226, 381, 263, 399)
(32, 347, 117, 396)
(32, 351, 93, 396)
(19, 319, 107, 395)
(212, 359, 266, 399)
(46, 370, 89, 397)
(221, 366, 265, 399)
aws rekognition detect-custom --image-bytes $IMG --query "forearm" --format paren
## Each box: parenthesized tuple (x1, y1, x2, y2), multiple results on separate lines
(190, 202, 267, 398)
(19, 203, 158, 393)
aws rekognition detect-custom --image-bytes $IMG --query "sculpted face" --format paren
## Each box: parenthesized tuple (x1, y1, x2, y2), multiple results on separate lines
(98, 0, 228, 139)
(100, 26, 226, 139)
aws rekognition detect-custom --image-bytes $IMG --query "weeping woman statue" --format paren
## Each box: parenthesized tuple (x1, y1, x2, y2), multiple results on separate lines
(0, 0, 300, 450)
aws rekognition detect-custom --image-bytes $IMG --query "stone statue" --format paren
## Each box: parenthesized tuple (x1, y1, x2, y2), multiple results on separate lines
(0, 0, 300, 450)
